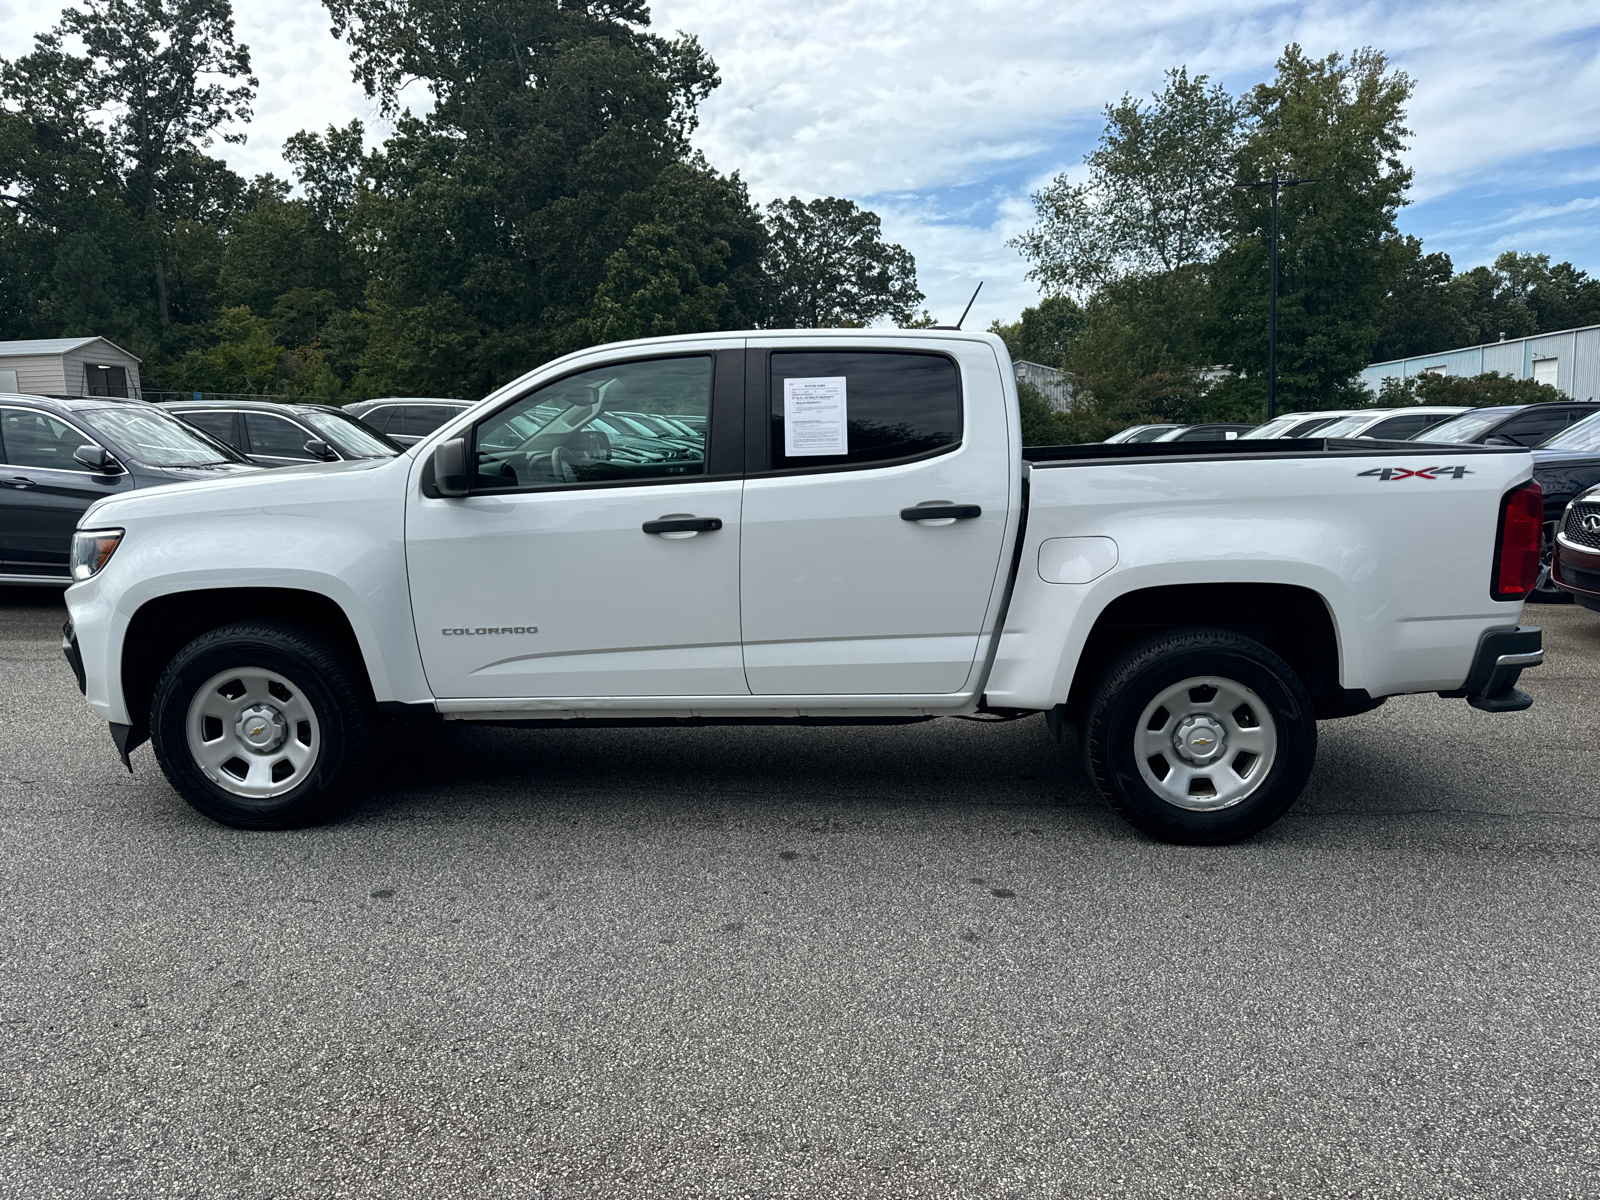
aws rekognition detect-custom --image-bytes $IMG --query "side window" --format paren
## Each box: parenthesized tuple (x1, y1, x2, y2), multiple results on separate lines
(183, 410, 238, 447)
(1367, 414, 1431, 440)
(0, 408, 95, 470)
(404, 405, 456, 437)
(1498, 407, 1580, 446)
(359, 406, 396, 434)
(471, 356, 711, 490)
(245, 413, 317, 459)
(767, 351, 960, 472)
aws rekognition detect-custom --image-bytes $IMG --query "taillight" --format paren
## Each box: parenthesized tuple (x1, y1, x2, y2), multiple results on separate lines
(1491, 481, 1543, 600)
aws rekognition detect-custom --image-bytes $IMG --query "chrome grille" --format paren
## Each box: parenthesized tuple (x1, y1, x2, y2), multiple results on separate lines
(1562, 502, 1600, 551)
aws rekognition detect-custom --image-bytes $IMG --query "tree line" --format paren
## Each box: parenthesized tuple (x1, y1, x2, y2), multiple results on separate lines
(996, 48, 1600, 442)
(0, 0, 924, 401)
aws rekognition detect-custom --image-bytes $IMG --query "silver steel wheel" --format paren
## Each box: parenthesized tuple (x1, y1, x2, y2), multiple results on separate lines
(184, 667, 321, 799)
(1134, 675, 1278, 812)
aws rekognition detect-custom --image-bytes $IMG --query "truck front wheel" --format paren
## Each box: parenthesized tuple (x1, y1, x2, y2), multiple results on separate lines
(1083, 629, 1316, 845)
(149, 621, 373, 829)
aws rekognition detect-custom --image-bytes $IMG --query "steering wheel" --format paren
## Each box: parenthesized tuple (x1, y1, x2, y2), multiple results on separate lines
(550, 445, 579, 483)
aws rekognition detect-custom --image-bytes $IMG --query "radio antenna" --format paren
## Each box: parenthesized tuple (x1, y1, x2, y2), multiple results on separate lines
(954, 282, 983, 329)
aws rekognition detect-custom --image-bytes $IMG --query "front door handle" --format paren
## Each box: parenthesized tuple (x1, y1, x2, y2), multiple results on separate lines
(900, 504, 981, 522)
(2, 476, 35, 489)
(642, 516, 723, 536)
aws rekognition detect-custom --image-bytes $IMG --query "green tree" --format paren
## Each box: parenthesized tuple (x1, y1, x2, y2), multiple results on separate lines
(989, 295, 1085, 367)
(1208, 46, 1415, 411)
(1011, 68, 1239, 296)
(760, 196, 922, 328)
(1375, 371, 1567, 408)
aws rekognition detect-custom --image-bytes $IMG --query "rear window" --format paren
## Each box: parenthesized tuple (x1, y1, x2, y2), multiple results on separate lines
(768, 351, 960, 472)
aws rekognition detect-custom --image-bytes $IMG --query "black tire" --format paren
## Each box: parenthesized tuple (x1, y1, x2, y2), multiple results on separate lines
(1083, 628, 1317, 845)
(149, 621, 373, 829)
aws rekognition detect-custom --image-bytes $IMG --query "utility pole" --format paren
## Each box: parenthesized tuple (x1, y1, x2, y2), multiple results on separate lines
(1239, 170, 1316, 421)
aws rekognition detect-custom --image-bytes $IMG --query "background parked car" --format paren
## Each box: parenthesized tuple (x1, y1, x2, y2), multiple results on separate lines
(1152, 423, 1256, 442)
(166, 400, 402, 467)
(1311, 407, 1468, 440)
(1103, 424, 1183, 443)
(1239, 410, 1359, 438)
(1, 394, 259, 585)
(343, 398, 476, 447)
(1408, 401, 1600, 448)
(1522, 410, 1600, 602)
(1551, 484, 1600, 613)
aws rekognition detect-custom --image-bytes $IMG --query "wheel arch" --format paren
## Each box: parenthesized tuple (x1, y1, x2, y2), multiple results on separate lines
(1062, 582, 1374, 722)
(120, 588, 374, 748)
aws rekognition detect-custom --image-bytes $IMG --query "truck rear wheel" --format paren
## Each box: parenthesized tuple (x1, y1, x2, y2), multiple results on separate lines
(1083, 629, 1316, 845)
(149, 621, 373, 829)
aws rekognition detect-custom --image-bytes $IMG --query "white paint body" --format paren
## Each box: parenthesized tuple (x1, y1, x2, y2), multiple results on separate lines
(66, 330, 1533, 732)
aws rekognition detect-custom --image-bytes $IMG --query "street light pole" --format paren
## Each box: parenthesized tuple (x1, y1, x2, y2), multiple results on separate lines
(1240, 170, 1316, 421)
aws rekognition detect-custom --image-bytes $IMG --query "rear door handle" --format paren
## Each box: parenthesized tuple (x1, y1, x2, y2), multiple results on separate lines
(642, 516, 722, 535)
(900, 504, 981, 521)
(2, 476, 35, 489)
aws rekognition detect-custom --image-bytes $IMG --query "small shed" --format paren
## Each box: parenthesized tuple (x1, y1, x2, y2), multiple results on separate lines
(0, 337, 143, 399)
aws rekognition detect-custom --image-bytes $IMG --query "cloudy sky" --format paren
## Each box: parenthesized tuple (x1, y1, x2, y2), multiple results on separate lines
(4, 0, 1598, 332)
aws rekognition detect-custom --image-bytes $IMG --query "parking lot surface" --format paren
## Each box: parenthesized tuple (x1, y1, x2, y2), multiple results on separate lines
(2, 588, 1598, 1198)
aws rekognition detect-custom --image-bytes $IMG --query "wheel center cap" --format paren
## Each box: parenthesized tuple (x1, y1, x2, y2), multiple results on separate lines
(236, 703, 287, 753)
(1173, 714, 1227, 765)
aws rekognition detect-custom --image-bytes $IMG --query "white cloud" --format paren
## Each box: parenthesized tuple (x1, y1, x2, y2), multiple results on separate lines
(4, 0, 1598, 329)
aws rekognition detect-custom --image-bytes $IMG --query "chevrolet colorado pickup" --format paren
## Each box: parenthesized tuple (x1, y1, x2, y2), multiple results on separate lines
(62, 330, 1545, 843)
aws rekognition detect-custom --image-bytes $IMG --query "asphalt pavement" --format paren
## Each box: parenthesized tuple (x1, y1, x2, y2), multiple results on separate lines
(2, 587, 1598, 1199)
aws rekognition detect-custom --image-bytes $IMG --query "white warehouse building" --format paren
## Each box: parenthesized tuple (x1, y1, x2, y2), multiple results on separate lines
(0, 336, 143, 399)
(1359, 323, 1600, 400)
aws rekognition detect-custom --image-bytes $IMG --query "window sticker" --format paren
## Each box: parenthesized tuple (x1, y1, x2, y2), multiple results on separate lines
(783, 376, 848, 456)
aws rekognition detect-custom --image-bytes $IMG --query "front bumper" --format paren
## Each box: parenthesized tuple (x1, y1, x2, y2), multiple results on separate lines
(1552, 539, 1600, 613)
(62, 620, 86, 694)
(1438, 626, 1542, 713)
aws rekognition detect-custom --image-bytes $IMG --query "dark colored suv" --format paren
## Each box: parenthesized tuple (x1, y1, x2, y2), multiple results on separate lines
(165, 400, 402, 467)
(0, 393, 259, 586)
(343, 398, 474, 447)
(1412, 402, 1600, 449)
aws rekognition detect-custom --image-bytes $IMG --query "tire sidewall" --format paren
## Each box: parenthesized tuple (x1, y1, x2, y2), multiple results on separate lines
(152, 629, 353, 828)
(1093, 639, 1316, 844)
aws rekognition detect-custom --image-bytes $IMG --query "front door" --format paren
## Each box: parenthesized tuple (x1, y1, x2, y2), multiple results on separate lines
(407, 349, 747, 699)
(0, 407, 133, 578)
(739, 344, 1014, 695)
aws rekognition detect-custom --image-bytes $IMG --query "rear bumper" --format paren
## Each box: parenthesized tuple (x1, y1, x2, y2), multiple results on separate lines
(1438, 626, 1542, 712)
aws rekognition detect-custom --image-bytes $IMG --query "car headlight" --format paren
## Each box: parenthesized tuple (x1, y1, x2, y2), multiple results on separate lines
(71, 528, 124, 581)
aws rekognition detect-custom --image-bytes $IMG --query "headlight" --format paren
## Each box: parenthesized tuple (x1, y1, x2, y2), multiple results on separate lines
(70, 528, 124, 581)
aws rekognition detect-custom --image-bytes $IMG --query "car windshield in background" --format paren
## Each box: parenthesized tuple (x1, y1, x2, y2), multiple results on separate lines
(1539, 411, 1600, 452)
(79, 407, 242, 466)
(1239, 416, 1299, 439)
(1315, 413, 1380, 437)
(1413, 411, 1502, 443)
(301, 411, 402, 458)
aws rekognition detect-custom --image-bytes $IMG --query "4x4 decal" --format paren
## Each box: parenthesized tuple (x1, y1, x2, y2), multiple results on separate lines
(1357, 465, 1474, 481)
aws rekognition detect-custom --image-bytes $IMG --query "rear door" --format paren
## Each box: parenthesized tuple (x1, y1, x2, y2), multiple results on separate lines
(738, 341, 1014, 695)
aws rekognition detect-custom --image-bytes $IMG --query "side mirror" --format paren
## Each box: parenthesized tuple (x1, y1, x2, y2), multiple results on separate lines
(433, 437, 469, 497)
(303, 438, 339, 462)
(1483, 434, 1519, 447)
(73, 444, 122, 474)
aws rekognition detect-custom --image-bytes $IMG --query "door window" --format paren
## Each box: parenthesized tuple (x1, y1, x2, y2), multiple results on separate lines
(245, 413, 318, 459)
(182, 410, 239, 447)
(471, 356, 711, 490)
(1364, 413, 1434, 440)
(0, 409, 95, 470)
(1496, 406, 1582, 446)
(767, 351, 960, 472)
(403, 405, 457, 436)
(359, 406, 397, 433)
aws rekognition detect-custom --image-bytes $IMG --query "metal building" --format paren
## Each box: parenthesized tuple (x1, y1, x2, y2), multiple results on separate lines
(0, 337, 144, 399)
(1012, 359, 1077, 412)
(1359, 323, 1600, 400)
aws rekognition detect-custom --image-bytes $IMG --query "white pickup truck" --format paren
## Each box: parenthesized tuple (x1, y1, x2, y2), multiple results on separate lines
(62, 330, 1545, 843)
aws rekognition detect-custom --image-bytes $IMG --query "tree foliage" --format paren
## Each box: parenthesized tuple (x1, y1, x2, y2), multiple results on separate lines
(1374, 370, 1567, 409)
(761, 197, 923, 328)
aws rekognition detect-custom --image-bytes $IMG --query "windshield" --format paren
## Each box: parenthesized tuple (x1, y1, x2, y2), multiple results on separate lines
(79, 407, 244, 466)
(1412, 411, 1502, 444)
(1284, 415, 1340, 437)
(1540, 410, 1600, 452)
(301, 410, 402, 458)
(1316, 412, 1384, 437)
(1239, 416, 1299, 439)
